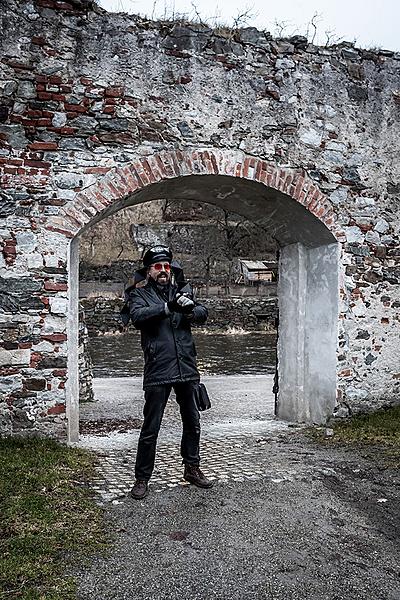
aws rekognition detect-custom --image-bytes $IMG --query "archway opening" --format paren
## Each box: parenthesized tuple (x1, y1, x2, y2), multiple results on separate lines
(67, 173, 338, 442)
(77, 196, 280, 441)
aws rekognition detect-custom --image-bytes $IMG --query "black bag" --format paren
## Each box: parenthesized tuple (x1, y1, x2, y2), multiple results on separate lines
(120, 283, 137, 326)
(195, 383, 211, 411)
(120, 301, 130, 326)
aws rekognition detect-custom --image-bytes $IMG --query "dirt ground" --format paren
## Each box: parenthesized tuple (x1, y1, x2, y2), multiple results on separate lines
(75, 376, 400, 600)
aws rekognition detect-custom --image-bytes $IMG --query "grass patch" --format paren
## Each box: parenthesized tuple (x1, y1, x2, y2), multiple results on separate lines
(0, 436, 108, 600)
(330, 405, 400, 446)
(310, 405, 400, 465)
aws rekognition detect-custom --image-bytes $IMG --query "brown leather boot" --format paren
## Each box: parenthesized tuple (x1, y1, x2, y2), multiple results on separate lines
(130, 479, 149, 499)
(183, 464, 214, 489)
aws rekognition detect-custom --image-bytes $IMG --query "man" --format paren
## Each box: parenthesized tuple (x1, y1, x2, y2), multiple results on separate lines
(128, 245, 213, 500)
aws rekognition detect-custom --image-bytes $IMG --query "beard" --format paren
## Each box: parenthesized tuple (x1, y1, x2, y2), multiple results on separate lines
(156, 272, 170, 286)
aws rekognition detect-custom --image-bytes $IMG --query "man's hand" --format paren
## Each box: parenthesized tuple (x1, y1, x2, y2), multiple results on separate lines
(167, 292, 194, 314)
(176, 294, 195, 313)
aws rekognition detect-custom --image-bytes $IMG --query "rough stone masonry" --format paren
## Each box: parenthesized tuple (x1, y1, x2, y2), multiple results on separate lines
(0, 0, 399, 437)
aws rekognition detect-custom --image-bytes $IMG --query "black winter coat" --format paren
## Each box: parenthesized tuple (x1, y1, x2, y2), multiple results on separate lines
(129, 280, 207, 389)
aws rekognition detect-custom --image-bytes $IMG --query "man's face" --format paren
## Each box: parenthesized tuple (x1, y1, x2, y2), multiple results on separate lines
(148, 261, 171, 286)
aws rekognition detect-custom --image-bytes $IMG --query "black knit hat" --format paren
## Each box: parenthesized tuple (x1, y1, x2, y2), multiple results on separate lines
(142, 246, 173, 268)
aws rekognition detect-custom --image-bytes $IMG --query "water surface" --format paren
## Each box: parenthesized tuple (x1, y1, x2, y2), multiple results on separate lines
(89, 331, 276, 378)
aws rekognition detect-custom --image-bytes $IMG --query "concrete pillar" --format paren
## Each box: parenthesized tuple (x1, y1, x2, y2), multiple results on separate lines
(277, 243, 308, 421)
(66, 237, 80, 443)
(277, 242, 338, 424)
(304, 243, 339, 422)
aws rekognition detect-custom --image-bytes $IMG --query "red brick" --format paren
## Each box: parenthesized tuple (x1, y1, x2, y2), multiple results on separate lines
(155, 154, 173, 178)
(64, 104, 87, 113)
(283, 173, 293, 192)
(119, 166, 141, 193)
(44, 281, 68, 291)
(59, 126, 76, 135)
(24, 159, 51, 168)
(358, 223, 372, 232)
(308, 191, 324, 212)
(36, 118, 52, 127)
(42, 333, 67, 342)
(28, 142, 58, 150)
(36, 0, 56, 7)
(105, 86, 124, 97)
(132, 164, 151, 187)
(56, 1, 75, 11)
(45, 225, 74, 238)
(37, 91, 52, 100)
(47, 403, 66, 415)
(2, 158, 23, 166)
(0, 367, 19, 376)
(20, 119, 37, 127)
(77, 190, 105, 212)
(338, 369, 352, 378)
(26, 109, 43, 118)
(84, 166, 111, 175)
(4, 240, 18, 252)
(105, 180, 123, 198)
(53, 369, 67, 377)
(30, 352, 42, 368)
(140, 159, 157, 184)
(32, 36, 46, 46)
(5, 60, 34, 71)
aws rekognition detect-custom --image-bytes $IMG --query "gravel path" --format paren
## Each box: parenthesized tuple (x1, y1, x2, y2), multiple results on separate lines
(74, 376, 400, 600)
(75, 432, 400, 600)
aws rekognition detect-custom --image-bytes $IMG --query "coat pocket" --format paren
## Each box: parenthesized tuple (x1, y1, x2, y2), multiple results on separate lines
(144, 341, 156, 363)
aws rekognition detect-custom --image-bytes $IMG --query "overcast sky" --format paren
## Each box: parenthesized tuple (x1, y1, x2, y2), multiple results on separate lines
(97, 0, 399, 51)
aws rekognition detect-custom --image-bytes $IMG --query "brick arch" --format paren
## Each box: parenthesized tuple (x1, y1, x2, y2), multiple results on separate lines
(45, 149, 337, 239)
(60, 148, 340, 442)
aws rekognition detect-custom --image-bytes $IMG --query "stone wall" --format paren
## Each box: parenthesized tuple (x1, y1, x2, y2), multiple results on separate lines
(78, 307, 94, 402)
(81, 295, 278, 335)
(0, 0, 399, 435)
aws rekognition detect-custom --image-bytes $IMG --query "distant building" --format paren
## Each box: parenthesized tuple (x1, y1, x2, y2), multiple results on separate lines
(238, 259, 277, 284)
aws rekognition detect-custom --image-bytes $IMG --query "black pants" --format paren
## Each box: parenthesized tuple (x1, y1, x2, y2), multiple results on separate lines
(135, 381, 200, 481)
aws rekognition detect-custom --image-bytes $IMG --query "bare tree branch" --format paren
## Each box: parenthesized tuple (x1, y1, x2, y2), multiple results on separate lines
(309, 12, 321, 45)
(190, 1, 207, 25)
(232, 5, 256, 30)
(324, 28, 343, 47)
